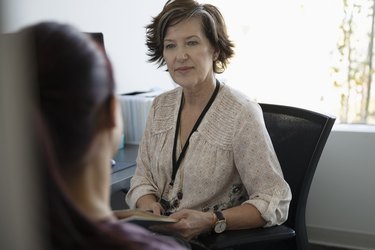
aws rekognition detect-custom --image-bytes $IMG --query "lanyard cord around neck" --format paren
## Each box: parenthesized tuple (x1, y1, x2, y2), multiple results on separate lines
(170, 80, 220, 186)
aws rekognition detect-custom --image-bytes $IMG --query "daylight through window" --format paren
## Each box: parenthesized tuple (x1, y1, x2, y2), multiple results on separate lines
(208, 0, 375, 125)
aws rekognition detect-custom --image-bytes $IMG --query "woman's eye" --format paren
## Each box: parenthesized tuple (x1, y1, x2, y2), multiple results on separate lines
(165, 43, 175, 49)
(187, 41, 198, 46)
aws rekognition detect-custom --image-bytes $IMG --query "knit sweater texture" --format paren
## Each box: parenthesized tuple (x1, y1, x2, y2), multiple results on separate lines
(126, 84, 291, 227)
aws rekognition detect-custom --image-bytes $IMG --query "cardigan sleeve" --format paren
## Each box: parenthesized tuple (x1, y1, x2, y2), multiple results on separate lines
(125, 101, 159, 209)
(232, 101, 292, 227)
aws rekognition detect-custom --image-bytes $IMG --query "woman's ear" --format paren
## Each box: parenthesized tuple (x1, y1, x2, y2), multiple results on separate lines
(213, 50, 219, 61)
(107, 96, 123, 152)
(108, 96, 122, 129)
(99, 95, 119, 129)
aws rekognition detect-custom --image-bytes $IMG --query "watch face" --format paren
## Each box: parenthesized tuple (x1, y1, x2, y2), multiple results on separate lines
(214, 221, 226, 233)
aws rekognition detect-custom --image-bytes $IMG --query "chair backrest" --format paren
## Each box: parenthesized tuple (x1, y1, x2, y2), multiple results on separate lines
(260, 103, 335, 247)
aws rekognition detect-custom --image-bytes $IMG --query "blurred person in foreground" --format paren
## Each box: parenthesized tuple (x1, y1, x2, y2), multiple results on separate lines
(23, 21, 188, 249)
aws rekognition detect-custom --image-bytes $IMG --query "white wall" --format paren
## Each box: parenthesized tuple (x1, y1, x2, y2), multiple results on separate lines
(306, 126, 375, 250)
(3, 1, 375, 249)
(2, 0, 175, 94)
(3, 0, 343, 117)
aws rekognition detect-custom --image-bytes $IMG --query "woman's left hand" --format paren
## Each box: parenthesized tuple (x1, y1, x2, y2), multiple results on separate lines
(154, 209, 214, 240)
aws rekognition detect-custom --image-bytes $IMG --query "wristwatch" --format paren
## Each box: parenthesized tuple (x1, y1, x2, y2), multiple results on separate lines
(213, 211, 227, 233)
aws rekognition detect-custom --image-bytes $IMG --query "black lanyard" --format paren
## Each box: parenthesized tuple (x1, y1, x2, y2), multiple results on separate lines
(170, 80, 220, 186)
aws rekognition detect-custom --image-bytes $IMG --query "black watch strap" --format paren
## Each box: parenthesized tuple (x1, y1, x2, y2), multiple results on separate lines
(214, 211, 225, 221)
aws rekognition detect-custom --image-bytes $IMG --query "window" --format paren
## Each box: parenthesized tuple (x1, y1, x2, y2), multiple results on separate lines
(332, 0, 375, 124)
(207, 0, 375, 125)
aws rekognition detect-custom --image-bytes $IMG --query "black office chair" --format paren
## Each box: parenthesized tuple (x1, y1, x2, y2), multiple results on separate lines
(200, 103, 336, 250)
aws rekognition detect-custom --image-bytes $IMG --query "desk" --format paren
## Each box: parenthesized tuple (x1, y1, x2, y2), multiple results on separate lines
(110, 144, 139, 209)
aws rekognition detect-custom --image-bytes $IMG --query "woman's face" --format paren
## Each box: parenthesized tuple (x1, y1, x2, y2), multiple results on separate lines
(163, 17, 216, 90)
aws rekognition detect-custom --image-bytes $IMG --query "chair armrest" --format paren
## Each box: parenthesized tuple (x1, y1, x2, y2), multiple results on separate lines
(200, 225, 295, 249)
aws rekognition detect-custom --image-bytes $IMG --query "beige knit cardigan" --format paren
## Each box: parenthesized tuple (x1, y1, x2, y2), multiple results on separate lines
(126, 84, 291, 227)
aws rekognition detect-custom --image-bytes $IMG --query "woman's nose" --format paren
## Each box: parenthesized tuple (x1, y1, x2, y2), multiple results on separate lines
(176, 48, 188, 61)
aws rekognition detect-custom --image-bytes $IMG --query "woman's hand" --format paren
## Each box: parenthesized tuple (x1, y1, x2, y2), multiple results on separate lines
(136, 194, 165, 215)
(153, 209, 214, 240)
(147, 201, 165, 215)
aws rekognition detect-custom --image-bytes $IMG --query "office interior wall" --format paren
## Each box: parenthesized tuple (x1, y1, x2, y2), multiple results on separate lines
(2, 0, 175, 94)
(306, 128, 375, 249)
(3, 1, 375, 248)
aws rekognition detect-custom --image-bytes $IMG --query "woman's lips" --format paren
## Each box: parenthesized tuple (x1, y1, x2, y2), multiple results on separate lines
(175, 66, 193, 73)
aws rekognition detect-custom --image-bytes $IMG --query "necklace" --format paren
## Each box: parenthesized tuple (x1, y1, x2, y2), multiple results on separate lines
(170, 79, 221, 186)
